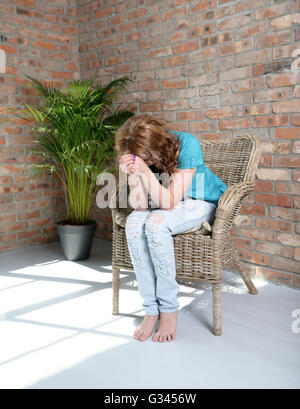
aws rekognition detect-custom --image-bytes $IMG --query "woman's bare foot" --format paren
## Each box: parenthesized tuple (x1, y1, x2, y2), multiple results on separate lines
(134, 314, 160, 342)
(152, 310, 178, 342)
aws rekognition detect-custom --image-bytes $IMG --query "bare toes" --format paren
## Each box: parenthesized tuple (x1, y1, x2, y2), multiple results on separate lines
(134, 331, 143, 340)
(140, 334, 148, 342)
(152, 332, 159, 342)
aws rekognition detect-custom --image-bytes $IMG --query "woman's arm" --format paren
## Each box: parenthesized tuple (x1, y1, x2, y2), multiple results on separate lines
(119, 152, 197, 210)
(142, 166, 197, 210)
(127, 173, 149, 211)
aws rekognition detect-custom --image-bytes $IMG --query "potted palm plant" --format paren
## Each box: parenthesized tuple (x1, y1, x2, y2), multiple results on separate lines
(7, 74, 136, 260)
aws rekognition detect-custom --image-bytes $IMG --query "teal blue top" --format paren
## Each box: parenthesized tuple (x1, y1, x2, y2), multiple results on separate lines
(169, 130, 228, 207)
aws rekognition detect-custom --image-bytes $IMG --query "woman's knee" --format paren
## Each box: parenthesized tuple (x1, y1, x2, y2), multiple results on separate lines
(145, 211, 168, 236)
(125, 210, 148, 235)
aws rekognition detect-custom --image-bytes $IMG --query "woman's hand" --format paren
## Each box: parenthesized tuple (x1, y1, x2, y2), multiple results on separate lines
(119, 153, 148, 175)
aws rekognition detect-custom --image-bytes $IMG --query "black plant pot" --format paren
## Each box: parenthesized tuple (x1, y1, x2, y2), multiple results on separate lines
(57, 219, 97, 261)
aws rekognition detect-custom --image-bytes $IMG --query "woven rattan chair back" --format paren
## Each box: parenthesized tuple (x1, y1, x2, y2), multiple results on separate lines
(201, 134, 260, 186)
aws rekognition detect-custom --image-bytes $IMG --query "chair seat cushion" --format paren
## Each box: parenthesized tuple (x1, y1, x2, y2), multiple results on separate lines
(114, 212, 212, 235)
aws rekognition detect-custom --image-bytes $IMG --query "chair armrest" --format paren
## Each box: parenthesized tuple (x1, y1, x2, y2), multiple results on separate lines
(216, 181, 254, 212)
(211, 181, 254, 243)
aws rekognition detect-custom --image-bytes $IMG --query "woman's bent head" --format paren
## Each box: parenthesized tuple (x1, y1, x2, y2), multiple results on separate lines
(115, 113, 180, 175)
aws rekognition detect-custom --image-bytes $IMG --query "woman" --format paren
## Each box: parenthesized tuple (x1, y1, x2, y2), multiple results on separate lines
(115, 114, 227, 343)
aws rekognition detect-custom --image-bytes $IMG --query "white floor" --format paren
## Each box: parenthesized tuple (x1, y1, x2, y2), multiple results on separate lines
(0, 237, 299, 389)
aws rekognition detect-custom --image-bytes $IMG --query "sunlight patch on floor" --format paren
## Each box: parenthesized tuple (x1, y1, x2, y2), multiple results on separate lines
(19, 288, 113, 328)
(0, 279, 130, 389)
(1, 280, 87, 317)
(0, 255, 132, 388)
(0, 319, 128, 389)
(10, 260, 113, 283)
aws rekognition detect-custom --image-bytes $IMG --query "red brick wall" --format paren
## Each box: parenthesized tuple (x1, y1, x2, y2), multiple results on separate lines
(0, 0, 79, 252)
(1, 0, 300, 289)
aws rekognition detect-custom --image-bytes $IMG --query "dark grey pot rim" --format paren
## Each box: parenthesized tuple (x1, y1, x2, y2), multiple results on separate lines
(57, 219, 96, 227)
(57, 219, 97, 234)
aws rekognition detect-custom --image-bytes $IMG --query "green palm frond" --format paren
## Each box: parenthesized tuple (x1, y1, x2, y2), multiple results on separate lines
(23, 74, 60, 99)
(11, 74, 136, 224)
(103, 108, 136, 127)
(99, 76, 133, 97)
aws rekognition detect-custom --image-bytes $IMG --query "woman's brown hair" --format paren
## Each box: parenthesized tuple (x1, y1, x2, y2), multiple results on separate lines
(115, 113, 181, 175)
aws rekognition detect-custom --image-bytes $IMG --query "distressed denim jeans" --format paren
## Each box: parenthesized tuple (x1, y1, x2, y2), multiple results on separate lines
(125, 196, 217, 316)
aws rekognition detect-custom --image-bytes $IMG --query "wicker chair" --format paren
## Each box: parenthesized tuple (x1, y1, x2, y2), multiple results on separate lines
(109, 134, 263, 336)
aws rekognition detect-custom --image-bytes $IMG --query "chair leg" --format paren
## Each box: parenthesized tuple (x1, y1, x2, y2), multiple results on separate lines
(233, 248, 258, 295)
(212, 282, 222, 336)
(112, 265, 120, 315)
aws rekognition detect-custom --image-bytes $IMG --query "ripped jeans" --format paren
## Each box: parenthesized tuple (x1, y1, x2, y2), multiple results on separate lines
(125, 196, 217, 316)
